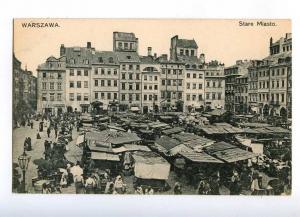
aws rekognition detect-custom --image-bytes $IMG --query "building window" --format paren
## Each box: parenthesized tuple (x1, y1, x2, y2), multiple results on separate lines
(144, 95, 147, 101)
(187, 73, 190, 78)
(199, 94, 203, 101)
(107, 93, 111, 100)
(108, 57, 114, 63)
(114, 93, 117, 100)
(136, 94, 140, 101)
(178, 80, 182, 86)
(70, 81, 74, 88)
(136, 74, 140, 80)
(122, 65, 126, 70)
(42, 82, 47, 90)
(84, 94, 88, 101)
(282, 80, 285, 88)
(162, 80, 165, 85)
(129, 94, 133, 102)
(122, 74, 126, 79)
(121, 94, 125, 101)
(101, 69, 105, 75)
(144, 75, 147, 81)
(129, 65, 133, 70)
(186, 94, 190, 101)
(57, 82, 62, 90)
(154, 76, 158, 81)
(180, 49, 184, 55)
(77, 93, 81, 101)
(193, 73, 196, 79)
(69, 69, 74, 76)
(107, 70, 111, 75)
(50, 93, 55, 101)
(187, 83, 190, 89)
(49, 73, 54, 79)
(122, 83, 126, 90)
(43, 72, 47, 78)
(114, 80, 118, 87)
(84, 70, 88, 76)
(154, 85, 158, 90)
(77, 70, 81, 76)
(114, 69, 117, 75)
(206, 93, 210, 100)
(101, 80, 105, 86)
(129, 84, 133, 90)
(185, 50, 189, 56)
(95, 80, 98, 87)
(206, 81, 210, 87)
(107, 80, 111, 86)
(136, 84, 140, 90)
(95, 92, 98, 99)
(191, 50, 195, 56)
(193, 83, 196, 89)
(199, 83, 203, 89)
(144, 85, 147, 90)
(129, 74, 133, 80)
(212, 93, 216, 100)
(57, 93, 62, 101)
(136, 65, 140, 70)
(100, 93, 104, 99)
(77, 81, 81, 88)
(50, 82, 54, 90)
(84, 81, 88, 88)
(42, 93, 47, 101)
(57, 72, 62, 79)
(149, 95, 153, 101)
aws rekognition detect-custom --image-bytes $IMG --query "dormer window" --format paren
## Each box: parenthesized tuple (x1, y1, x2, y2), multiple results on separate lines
(98, 57, 103, 63)
(108, 57, 114, 63)
(191, 50, 195, 56)
(127, 56, 131, 60)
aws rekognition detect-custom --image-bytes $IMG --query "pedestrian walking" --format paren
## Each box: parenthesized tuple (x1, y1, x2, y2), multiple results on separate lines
(47, 127, 51, 138)
(174, 182, 182, 195)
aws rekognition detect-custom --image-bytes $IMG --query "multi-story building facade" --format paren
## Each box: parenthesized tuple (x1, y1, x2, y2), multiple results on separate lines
(91, 51, 119, 111)
(225, 60, 252, 113)
(64, 43, 93, 113)
(13, 54, 37, 122)
(204, 61, 225, 110)
(234, 73, 248, 114)
(248, 60, 260, 114)
(37, 55, 66, 115)
(114, 32, 142, 112)
(140, 48, 161, 113)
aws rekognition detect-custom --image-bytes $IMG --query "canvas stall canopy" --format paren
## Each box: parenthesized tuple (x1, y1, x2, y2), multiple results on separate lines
(179, 151, 223, 164)
(132, 151, 170, 180)
(162, 127, 184, 136)
(205, 141, 258, 163)
(76, 135, 85, 145)
(91, 152, 120, 161)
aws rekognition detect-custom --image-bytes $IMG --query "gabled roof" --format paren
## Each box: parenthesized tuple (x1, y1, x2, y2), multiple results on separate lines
(115, 51, 140, 63)
(177, 38, 198, 49)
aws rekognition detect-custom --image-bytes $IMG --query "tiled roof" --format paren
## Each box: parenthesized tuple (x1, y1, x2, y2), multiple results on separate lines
(177, 39, 198, 49)
(92, 51, 119, 65)
(140, 55, 160, 64)
(115, 51, 140, 63)
(65, 47, 93, 67)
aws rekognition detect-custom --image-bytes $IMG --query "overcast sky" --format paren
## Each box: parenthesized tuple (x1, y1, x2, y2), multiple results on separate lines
(14, 19, 291, 76)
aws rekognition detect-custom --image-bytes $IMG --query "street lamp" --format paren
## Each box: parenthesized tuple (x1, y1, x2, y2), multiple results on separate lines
(18, 151, 31, 193)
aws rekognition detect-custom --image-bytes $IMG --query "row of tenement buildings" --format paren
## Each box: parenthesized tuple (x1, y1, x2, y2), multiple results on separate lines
(33, 32, 291, 117)
(225, 33, 292, 118)
(13, 54, 37, 122)
(36, 32, 225, 114)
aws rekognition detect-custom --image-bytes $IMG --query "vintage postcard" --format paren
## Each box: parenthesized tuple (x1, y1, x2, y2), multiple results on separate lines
(12, 19, 291, 195)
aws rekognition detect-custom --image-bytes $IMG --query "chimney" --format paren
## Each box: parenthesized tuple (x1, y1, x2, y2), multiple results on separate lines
(200, 53, 205, 64)
(87, 42, 91, 49)
(60, 44, 66, 56)
(270, 37, 273, 46)
(148, 47, 152, 56)
(154, 53, 157, 59)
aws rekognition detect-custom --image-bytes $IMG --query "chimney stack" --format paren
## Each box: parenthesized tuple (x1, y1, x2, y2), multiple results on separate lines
(154, 53, 157, 59)
(87, 42, 91, 49)
(270, 37, 273, 46)
(200, 53, 205, 64)
(148, 47, 152, 56)
(60, 44, 66, 56)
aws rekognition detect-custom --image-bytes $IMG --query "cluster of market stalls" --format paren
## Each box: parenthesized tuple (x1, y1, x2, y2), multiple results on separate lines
(70, 110, 290, 192)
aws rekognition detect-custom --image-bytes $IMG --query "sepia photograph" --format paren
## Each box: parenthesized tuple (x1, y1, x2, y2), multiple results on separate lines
(12, 19, 292, 196)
